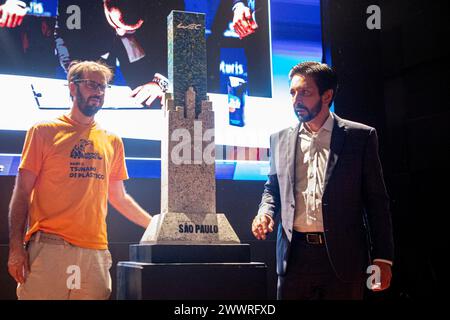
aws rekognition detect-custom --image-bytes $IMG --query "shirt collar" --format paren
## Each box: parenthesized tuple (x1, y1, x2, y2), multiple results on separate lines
(322, 112, 334, 132)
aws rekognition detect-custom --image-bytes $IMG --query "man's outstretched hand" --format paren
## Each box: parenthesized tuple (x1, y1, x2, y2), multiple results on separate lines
(130, 82, 163, 107)
(232, 3, 258, 39)
(0, 0, 27, 28)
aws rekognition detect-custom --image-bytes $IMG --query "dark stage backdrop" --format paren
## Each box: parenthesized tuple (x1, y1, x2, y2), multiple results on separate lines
(321, 0, 449, 299)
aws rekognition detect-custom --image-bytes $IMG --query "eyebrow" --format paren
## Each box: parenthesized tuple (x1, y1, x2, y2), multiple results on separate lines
(290, 86, 312, 91)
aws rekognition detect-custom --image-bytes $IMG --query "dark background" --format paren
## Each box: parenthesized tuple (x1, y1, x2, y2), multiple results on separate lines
(320, 0, 449, 299)
(1, 0, 448, 299)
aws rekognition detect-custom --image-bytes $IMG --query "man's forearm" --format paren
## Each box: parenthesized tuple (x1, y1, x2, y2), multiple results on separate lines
(110, 194, 151, 229)
(8, 190, 29, 249)
(258, 174, 281, 218)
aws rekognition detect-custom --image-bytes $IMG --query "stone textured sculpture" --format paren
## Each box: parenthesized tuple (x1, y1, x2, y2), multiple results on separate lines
(140, 11, 239, 245)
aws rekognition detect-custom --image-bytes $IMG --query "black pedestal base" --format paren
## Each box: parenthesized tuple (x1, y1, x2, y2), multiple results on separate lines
(117, 262, 267, 299)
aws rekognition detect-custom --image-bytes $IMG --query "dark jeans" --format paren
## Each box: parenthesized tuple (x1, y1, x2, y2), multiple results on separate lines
(277, 232, 365, 300)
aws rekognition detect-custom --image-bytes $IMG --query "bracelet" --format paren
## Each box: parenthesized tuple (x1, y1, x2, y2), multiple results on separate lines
(152, 73, 169, 93)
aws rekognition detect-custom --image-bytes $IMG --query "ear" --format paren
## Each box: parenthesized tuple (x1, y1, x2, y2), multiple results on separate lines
(69, 82, 77, 100)
(322, 89, 333, 106)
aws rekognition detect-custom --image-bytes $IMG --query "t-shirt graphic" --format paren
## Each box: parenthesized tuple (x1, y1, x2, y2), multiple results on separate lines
(70, 139, 103, 160)
(69, 139, 106, 181)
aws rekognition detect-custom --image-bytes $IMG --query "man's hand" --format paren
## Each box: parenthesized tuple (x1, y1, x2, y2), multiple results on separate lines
(232, 3, 258, 39)
(104, 2, 144, 36)
(0, 0, 27, 28)
(251, 214, 274, 240)
(130, 82, 163, 107)
(371, 261, 392, 291)
(8, 244, 29, 284)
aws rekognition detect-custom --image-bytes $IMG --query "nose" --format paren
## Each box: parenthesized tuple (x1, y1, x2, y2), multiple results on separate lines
(293, 92, 303, 105)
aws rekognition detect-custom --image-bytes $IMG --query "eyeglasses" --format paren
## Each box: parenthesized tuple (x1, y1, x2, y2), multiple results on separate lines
(73, 79, 111, 91)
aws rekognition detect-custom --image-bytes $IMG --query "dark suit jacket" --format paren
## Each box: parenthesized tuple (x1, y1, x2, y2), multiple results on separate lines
(56, 0, 184, 88)
(258, 113, 394, 282)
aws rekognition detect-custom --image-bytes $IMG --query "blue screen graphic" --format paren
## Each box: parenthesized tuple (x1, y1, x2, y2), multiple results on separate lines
(0, 0, 323, 180)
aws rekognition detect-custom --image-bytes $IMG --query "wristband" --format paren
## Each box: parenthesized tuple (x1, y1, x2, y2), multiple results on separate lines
(152, 73, 169, 93)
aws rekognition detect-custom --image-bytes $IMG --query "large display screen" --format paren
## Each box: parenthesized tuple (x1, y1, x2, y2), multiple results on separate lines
(0, 0, 323, 180)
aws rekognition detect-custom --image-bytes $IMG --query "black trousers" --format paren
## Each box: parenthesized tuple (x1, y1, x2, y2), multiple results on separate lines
(277, 232, 365, 300)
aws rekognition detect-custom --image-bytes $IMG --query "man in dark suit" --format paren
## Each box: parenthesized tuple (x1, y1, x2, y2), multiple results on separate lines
(55, 0, 184, 106)
(252, 61, 394, 299)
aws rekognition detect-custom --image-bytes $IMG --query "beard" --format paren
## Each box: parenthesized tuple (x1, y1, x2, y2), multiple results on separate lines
(294, 98, 322, 123)
(76, 89, 103, 117)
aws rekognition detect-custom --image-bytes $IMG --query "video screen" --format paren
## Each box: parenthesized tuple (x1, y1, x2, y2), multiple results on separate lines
(0, 0, 323, 180)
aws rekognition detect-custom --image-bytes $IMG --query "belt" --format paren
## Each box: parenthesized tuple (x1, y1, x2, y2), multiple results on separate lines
(293, 231, 325, 245)
(29, 231, 68, 245)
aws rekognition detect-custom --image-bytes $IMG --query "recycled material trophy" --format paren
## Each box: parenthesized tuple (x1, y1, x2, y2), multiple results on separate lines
(139, 10, 242, 250)
(117, 11, 266, 300)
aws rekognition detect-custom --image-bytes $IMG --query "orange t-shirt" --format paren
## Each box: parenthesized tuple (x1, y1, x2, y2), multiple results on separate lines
(19, 115, 128, 249)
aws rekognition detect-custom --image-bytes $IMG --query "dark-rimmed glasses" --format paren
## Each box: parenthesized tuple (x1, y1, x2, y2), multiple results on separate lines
(72, 79, 111, 91)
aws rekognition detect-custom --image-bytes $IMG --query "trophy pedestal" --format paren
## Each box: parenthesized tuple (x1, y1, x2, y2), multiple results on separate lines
(117, 242, 267, 299)
(117, 261, 267, 300)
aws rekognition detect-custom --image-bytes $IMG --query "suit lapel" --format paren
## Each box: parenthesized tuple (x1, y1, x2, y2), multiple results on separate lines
(287, 123, 300, 187)
(323, 114, 347, 192)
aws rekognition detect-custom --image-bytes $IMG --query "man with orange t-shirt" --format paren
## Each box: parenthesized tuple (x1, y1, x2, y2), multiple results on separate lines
(7, 60, 152, 300)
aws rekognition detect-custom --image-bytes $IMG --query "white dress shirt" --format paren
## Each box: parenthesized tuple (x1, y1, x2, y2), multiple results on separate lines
(293, 112, 334, 232)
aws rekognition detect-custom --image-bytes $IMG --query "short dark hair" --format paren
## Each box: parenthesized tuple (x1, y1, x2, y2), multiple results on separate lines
(289, 61, 338, 107)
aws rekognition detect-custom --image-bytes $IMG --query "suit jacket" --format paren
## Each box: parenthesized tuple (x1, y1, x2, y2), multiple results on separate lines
(55, 0, 184, 88)
(258, 113, 394, 282)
